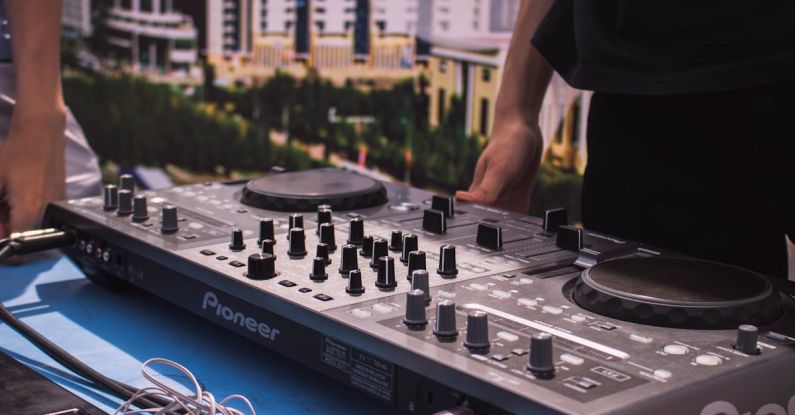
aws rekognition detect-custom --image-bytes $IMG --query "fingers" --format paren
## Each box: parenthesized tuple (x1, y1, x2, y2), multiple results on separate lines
(469, 154, 488, 190)
(455, 188, 493, 204)
(0, 203, 7, 239)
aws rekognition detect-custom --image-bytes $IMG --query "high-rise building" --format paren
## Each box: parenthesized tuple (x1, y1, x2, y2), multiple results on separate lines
(207, 0, 253, 62)
(63, 0, 92, 38)
(102, 0, 199, 76)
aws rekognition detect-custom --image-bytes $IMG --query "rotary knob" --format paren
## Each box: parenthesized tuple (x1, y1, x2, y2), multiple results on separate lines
(258, 219, 275, 246)
(117, 189, 133, 215)
(287, 228, 307, 257)
(119, 174, 135, 192)
(103, 185, 118, 211)
(370, 238, 388, 270)
(348, 217, 364, 245)
(464, 310, 490, 352)
(246, 253, 276, 280)
(319, 223, 337, 251)
(229, 228, 246, 251)
(407, 250, 426, 280)
(376, 256, 397, 290)
(261, 238, 275, 255)
(437, 245, 458, 277)
(734, 325, 760, 355)
(160, 205, 179, 234)
(527, 333, 555, 375)
(403, 289, 428, 329)
(316, 208, 332, 235)
(410, 269, 431, 304)
(400, 233, 418, 264)
(389, 230, 403, 251)
(360, 235, 374, 258)
(287, 213, 303, 239)
(346, 269, 365, 295)
(132, 195, 149, 222)
(339, 244, 359, 276)
(316, 242, 331, 265)
(310, 257, 328, 282)
(434, 300, 458, 340)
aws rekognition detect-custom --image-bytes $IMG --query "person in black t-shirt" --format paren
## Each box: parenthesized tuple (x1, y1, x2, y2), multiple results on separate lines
(457, 0, 795, 277)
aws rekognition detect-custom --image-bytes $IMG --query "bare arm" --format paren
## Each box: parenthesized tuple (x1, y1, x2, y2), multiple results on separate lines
(0, 0, 66, 238)
(456, 0, 555, 213)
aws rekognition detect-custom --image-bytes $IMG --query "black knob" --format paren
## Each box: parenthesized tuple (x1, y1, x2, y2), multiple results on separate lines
(410, 269, 431, 304)
(229, 228, 246, 251)
(735, 325, 760, 355)
(339, 244, 359, 276)
(246, 253, 276, 280)
(310, 257, 328, 281)
(360, 235, 374, 257)
(346, 269, 365, 295)
(132, 195, 149, 222)
(376, 256, 397, 290)
(103, 185, 118, 211)
(316, 208, 332, 235)
(316, 243, 331, 265)
(119, 174, 135, 192)
(403, 289, 428, 329)
(528, 333, 555, 375)
(476, 223, 502, 250)
(370, 238, 389, 270)
(160, 205, 179, 234)
(431, 194, 455, 218)
(407, 250, 426, 280)
(434, 300, 458, 340)
(287, 228, 307, 257)
(543, 207, 568, 233)
(464, 310, 490, 352)
(389, 230, 403, 251)
(348, 217, 364, 245)
(556, 225, 583, 251)
(261, 238, 275, 255)
(437, 245, 458, 277)
(422, 209, 447, 234)
(287, 213, 303, 239)
(319, 223, 337, 251)
(400, 233, 418, 263)
(117, 190, 133, 215)
(258, 219, 275, 246)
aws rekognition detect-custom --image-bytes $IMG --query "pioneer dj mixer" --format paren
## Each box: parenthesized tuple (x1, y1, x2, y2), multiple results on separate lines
(44, 169, 795, 415)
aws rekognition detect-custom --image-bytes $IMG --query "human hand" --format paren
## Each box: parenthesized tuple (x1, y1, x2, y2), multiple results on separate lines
(455, 121, 543, 213)
(0, 109, 66, 240)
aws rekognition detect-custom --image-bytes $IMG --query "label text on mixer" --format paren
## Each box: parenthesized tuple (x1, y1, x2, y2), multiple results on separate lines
(202, 291, 280, 341)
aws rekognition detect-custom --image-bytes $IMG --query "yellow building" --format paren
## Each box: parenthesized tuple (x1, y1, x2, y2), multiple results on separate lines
(426, 39, 507, 140)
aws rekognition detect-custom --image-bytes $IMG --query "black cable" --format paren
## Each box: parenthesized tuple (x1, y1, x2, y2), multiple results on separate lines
(0, 228, 174, 410)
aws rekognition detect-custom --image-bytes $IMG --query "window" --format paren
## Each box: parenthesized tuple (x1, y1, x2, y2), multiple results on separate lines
(439, 20, 449, 31)
(140, 0, 152, 12)
(315, 21, 325, 31)
(437, 88, 446, 122)
(482, 68, 491, 82)
(480, 98, 490, 135)
(439, 59, 447, 73)
(315, 7, 326, 13)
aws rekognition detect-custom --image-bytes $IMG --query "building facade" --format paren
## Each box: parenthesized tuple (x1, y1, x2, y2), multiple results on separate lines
(103, 0, 199, 77)
(63, 0, 93, 38)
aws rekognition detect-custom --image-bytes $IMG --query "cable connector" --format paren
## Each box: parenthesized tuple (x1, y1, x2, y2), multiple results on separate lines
(0, 228, 75, 261)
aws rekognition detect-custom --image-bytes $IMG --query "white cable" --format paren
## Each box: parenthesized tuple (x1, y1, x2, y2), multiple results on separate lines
(114, 358, 256, 415)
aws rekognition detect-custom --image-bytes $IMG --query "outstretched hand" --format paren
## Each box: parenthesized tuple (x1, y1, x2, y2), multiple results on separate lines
(456, 122, 543, 214)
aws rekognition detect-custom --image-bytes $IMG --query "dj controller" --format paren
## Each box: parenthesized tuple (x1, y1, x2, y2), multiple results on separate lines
(44, 169, 795, 415)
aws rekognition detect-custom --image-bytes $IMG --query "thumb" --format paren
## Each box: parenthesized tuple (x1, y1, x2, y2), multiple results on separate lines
(455, 188, 494, 205)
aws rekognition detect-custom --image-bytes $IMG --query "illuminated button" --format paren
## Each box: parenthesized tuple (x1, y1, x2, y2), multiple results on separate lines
(373, 303, 393, 314)
(497, 331, 519, 342)
(695, 354, 722, 366)
(653, 369, 672, 380)
(630, 334, 653, 344)
(542, 305, 563, 315)
(663, 344, 689, 355)
(570, 314, 587, 323)
(469, 283, 488, 291)
(492, 290, 511, 299)
(352, 308, 372, 318)
(518, 298, 538, 307)
(560, 353, 584, 366)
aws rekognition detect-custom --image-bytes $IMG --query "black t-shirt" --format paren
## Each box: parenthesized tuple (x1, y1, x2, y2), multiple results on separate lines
(532, 0, 795, 95)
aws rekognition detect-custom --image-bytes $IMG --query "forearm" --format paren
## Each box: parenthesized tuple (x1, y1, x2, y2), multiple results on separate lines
(5, 0, 66, 125)
(493, 0, 555, 132)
